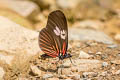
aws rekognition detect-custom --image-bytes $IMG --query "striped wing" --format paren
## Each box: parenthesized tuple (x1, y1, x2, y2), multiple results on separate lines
(39, 10, 68, 58)
(46, 10, 68, 56)
(39, 28, 59, 57)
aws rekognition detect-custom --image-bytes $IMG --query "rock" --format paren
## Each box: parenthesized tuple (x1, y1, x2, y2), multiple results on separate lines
(65, 78, 72, 80)
(0, 8, 34, 29)
(0, 16, 40, 70)
(111, 60, 120, 64)
(73, 20, 104, 29)
(0, 0, 39, 17)
(114, 34, 120, 41)
(99, 0, 113, 9)
(48, 78, 59, 80)
(30, 65, 41, 76)
(58, 67, 72, 75)
(79, 51, 91, 59)
(0, 67, 5, 79)
(96, 52, 102, 55)
(0, 54, 14, 65)
(69, 28, 113, 44)
(117, 53, 120, 57)
(115, 70, 120, 75)
(100, 71, 107, 76)
(102, 62, 108, 67)
(115, 9, 120, 18)
(63, 59, 101, 72)
(85, 41, 98, 46)
(43, 74, 53, 79)
(71, 66, 78, 72)
(83, 72, 96, 78)
(107, 44, 118, 49)
(101, 54, 108, 60)
(112, 67, 115, 70)
(18, 77, 28, 80)
(56, 0, 80, 9)
(72, 74, 81, 80)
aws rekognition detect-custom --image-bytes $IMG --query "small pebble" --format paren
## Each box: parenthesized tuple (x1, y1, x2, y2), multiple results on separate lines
(100, 71, 107, 76)
(115, 70, 120, 75)
(111, 60, 120, 64)
(65, 78, 72, 80)
(43, 74, 53, 79)
(96, 52, 102, 55)
(107, 44, 118, 49)
(117, 53, 120, 57)
(60, 68, 71, 75)
(30, 65, 41, 76)
(48, 78, 59, 80)
(71, 66, 78, 72)
(101, 54, 108, 60)
(112, 67, 115, 70)
(88, 51, 93, 54)
(18, 77, 28, 80)
(79, 51, 91, 58)
(73, 74, 81, 80)
(82, 72, 94, 78)
(102, 62, 108, 67)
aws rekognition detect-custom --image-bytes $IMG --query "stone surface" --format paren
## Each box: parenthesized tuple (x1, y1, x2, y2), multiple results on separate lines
(65, 78, 72, 80)
(111, 60, 120, 65)
(115, 70, 120, 75)
(18, 77, 28, 80)
(73, 20, 104, 29)
(30, 65, 41, 76)
(96, 52, 102, 55)
(0, 0, 39, 17)
(107, 44, 118, 49)
(0, 8, 34, 29)
(0, 16, 40, 66)
(69, 28, 113, 44)
(63, 59, 101, 72)
(114, 34, 120, 41)
(0, 54, 14, 65)
(72, 74, 80, 80)
(82, 72, 96, 78)
(79, 51, 91, 59)
(48, 78, 59, 80)
(0, 67, 5, 79)
(43, 74, 53, 79)
(56, 0, 80, 9)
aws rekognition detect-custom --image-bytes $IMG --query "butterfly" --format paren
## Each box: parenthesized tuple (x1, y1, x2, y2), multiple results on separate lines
(38, 10, 72, 60)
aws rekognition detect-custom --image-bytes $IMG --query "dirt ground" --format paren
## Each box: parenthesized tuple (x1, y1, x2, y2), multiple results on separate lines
(5, 40, 119, 80)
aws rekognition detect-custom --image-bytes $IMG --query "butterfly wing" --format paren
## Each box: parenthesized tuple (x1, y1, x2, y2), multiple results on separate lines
(46, 10, 68, 56)
(39, 28, 59, 57)
(39, 10, 68, 58)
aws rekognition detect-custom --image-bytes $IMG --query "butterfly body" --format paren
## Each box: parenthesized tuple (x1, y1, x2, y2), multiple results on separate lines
(39, 10, 71, 60)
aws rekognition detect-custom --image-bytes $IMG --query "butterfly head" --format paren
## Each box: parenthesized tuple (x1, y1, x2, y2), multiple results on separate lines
(58, 53, 72, 60)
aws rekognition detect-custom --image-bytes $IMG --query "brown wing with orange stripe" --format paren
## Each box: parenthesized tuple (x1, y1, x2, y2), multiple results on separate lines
(46, 10, 68, 56)
(39, 28, 59, 57)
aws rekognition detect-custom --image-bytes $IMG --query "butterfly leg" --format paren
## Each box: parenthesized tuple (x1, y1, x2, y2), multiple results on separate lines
(64, 53, 76, 66)
(69, 57, 76, 66)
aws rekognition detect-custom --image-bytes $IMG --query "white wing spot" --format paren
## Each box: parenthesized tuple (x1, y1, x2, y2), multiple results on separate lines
(53, 26, 66, 39)
(54, 26, 60, 36)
